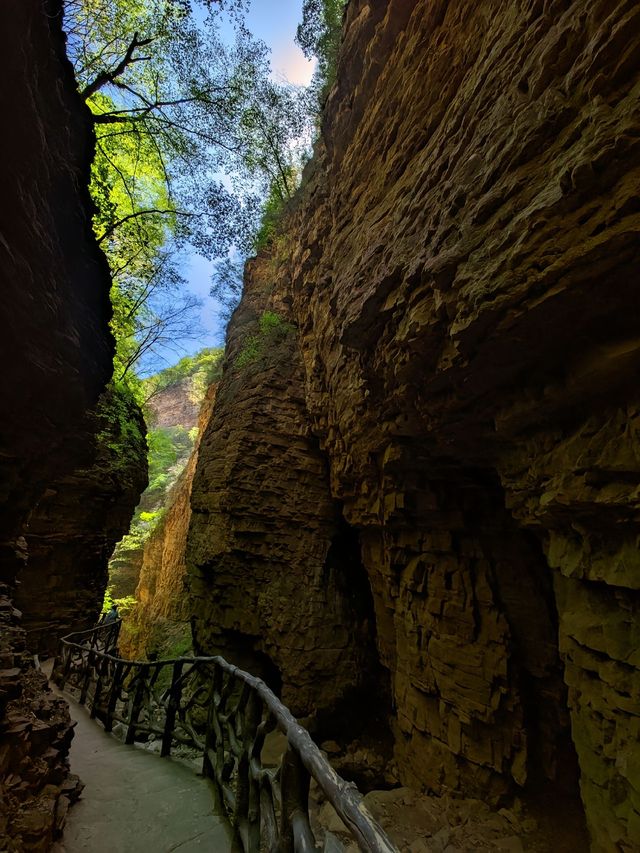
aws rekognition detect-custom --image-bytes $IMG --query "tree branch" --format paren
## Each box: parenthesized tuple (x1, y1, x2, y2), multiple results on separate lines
(97, 208, 194, 244)
(81, 31, 155, 100)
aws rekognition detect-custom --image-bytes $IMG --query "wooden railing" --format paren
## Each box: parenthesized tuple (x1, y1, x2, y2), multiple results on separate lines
(53, 622, 398, 853)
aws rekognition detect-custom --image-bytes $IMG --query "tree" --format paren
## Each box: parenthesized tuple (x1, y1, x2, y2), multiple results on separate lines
(62, 0, 316, 375)
(296, 0, 346, 109)
(210, 254, 245, 324)
(62, 0, 263, 379)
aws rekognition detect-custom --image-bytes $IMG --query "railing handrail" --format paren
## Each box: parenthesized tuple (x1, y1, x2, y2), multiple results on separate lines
(56, 625, 398, 853)
(64, 618, 123, 639)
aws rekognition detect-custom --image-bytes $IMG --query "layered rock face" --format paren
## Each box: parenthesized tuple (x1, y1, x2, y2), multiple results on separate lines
(107, 378, 200, 617)
(16, 386, 147, 656)
(147, 377, 201, 430)
(189, 1, 640, 850)
(0, 586, 82, 851)
(188, 257, 386, 724)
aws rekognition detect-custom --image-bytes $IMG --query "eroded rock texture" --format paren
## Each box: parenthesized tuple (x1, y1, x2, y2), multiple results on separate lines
(147, 377, 201, 430)
(0, 586, 82, 852)
(16, 386, 147, 656)
(0, 1, 146, 846)
(188, 257, 386, 725)
(0, 1, 148, 652)
(189, 1, 640, 850)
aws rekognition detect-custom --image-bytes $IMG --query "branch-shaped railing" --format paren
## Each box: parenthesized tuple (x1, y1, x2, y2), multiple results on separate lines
(53, 622, 398, 853)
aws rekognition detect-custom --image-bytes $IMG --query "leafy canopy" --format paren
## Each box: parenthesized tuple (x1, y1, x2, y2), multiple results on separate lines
(64, 0, 313, 378)
(296, 0, 346, 109)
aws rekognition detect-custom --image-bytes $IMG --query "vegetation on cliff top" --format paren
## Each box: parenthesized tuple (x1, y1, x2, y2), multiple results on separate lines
(296, 0, 346, 110)
(63, 0, 346, 367)
(62, 0, 347, 613)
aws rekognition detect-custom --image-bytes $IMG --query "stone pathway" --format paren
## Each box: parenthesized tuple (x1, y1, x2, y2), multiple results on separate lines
(51, 690, 234, 853)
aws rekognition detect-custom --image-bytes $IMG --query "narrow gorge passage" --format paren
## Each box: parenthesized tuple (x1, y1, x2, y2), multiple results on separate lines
(2, 0, 639, 851)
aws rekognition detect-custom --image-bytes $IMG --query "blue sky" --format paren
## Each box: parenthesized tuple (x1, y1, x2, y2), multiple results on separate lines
(177, 1, 314, 362)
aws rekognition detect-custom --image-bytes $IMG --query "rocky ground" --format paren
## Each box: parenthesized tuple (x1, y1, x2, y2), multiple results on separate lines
(0, 592, 82, 852)
(315, 785, 589, 853)
(308, 739, 589, 852)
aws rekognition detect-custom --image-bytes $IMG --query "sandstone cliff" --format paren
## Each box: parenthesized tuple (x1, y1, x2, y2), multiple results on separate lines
(187, 2, 640, 850)
(107, 377, 201, 615)
(109, 354, 220, 650)
(188, 257, 387, 728)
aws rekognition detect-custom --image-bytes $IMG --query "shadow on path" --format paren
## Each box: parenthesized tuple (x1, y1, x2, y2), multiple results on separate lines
(51, 687, 233, 852)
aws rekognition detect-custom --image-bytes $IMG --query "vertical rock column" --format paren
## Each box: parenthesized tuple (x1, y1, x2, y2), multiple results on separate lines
(500, 403, 640, 850)
(187, 256, 385, 722)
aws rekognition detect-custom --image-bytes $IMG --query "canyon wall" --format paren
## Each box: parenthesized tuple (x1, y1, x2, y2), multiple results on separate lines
(188, 257, 386, 726)
(17, 386, 147, 656)
(188, 1, 640, 850)
(0, 1, 146, 846)
(0, 0, 114, 586)
(107, 377, 201, 623)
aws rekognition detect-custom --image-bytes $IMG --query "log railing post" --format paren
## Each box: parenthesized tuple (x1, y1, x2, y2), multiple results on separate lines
(161, 660, 184, 757)
(203, 663, 224, 804)
(104, 659, 124, 733)
(58, 646, 72, 690)
(79, 647, 95, 705)
(234, 690, 261, 853)
(246, 693, 263, 853)
(54, 630, 399, 853)
(91, 653, 108, 719)
(125, 665, 148, 745)
(279, 745, 311, 853)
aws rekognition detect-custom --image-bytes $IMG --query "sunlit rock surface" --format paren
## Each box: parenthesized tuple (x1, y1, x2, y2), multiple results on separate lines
(188, 1, 640, 849)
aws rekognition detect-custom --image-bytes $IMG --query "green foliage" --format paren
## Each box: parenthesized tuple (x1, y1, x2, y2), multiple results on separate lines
(146, 429, 179, 497)
(235, 335, 263, 368)
(210, 255, 245, 323)
(64, 0, 314, 374)
(108, 343, 221, 583)
(235, 310, 295, 368)
(102, 587, 137, 616)
(296, 0, 346, 109)
(94, 381, 147, 484)
(253, 177, 293, 253)
(143, 347, 223, 405)
(259, 310, 287, 335)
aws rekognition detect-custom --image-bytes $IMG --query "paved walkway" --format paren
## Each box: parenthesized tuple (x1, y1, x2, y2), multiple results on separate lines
(51, 689, 234, 853)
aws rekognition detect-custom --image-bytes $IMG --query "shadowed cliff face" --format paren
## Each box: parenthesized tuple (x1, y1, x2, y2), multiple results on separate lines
(188, 1, 640, 849)
(1, 0, 147, 645)
(0, 2, 146, 846)
(15, 385, 148, 656)
(187, 256, 387, 726)
(0, 0, 115, 584)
